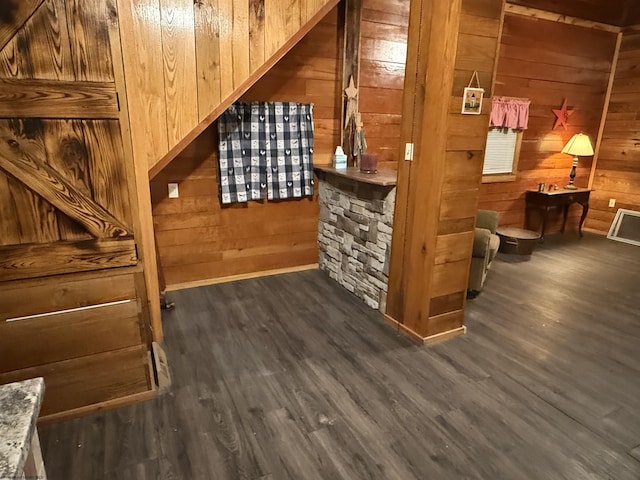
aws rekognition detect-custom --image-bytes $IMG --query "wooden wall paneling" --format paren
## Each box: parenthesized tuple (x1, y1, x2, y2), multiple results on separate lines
(429, 291, 465, 317)
(149, 0, 341, 178)
(0, 237, 137, 282)
(586, 30, 640, 231)
(264, 0, 288, 59)
(478, 13, 618, 232)
(108, 0, 163, 338)
(64, 0, 115, 81)
(82, 120, 133, 227)
(0, 266, 138, 321)
(1, 120, 60, 245)
(249, 0, 266, 73)
(0, 121, 131, 238)
(0, 172, 21, 245)
(6, 176, 60, 244)
(160, 0, 198, 148)
(217, 0, 235, 99)
(162, 246, 318, 285)
(0, 0, 158, 421)
(42, 119, 93, 241)
(232, 0, 250, 89)
(115, 0, 169, 170)
(0, 0, 74, 81)
(0, 32, 19, 77)
(0, 345, 152, 420)
(0, 79, 120, 118)
(150, 10, 342, 287)
(0, 300, 141, 373)
(286, 0, 302, 47)
(357, 0, 408, 166)
(194, 0, 222, 121)
(443, 150, 484, 192)
(153, 125, 314, 278)
(0, 0, 45, 52)
(434, 231, 475, 265)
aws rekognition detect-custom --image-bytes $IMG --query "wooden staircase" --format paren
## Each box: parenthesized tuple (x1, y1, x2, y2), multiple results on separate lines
(116, 0, 341, 179)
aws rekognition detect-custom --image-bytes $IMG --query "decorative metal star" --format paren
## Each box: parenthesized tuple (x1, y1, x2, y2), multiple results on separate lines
(552, 99, 574, 130)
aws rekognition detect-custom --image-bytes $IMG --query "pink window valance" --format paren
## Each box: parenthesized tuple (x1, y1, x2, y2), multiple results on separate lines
(490, 96, 531, 130)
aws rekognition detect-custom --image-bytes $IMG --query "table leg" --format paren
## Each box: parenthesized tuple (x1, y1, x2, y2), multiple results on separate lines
(561, 205, 569, 233)
(578, 201, 589, 237)
(540, 207, 550, 242)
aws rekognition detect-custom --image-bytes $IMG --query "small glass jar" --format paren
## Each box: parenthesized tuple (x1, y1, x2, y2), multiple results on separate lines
(360, 153, 378, 174)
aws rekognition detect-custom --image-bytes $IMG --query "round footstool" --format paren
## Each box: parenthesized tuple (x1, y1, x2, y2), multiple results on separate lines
(496, 227, 541, 255)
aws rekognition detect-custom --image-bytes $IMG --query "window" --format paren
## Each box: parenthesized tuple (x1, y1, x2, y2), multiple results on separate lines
(482, 127, 522, 183)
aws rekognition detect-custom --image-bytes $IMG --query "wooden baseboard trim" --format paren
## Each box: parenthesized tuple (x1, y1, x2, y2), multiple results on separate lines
(38, 389, 155, 424)
(166, 264, 319, 292)
(383, 313, 467, 345)
(581, 227, 607, 236)
(424, 326, 467, 344)
(383, 314, 425, 344)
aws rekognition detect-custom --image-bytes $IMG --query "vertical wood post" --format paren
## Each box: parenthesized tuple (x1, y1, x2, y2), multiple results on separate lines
(341, 0, 362, 159)
(386, 0, 504, 342)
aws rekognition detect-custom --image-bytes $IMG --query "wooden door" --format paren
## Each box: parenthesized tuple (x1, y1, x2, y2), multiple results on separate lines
(0, 0, 154, 420)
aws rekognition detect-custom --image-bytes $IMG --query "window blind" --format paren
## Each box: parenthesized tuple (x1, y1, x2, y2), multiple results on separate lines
(483, 128, 518, 175)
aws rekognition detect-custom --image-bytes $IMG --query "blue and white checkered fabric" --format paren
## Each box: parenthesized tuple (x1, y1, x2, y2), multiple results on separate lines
(218, 101, 315, 204)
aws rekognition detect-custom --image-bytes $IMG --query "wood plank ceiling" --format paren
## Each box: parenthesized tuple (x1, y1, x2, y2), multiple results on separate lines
(508, 0, 640, 26)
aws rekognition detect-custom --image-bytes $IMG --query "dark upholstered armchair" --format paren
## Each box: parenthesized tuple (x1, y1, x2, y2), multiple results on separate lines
(468, 210, 500, 296)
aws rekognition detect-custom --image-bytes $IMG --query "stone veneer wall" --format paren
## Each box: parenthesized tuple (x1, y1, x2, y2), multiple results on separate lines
(317, 175, 396, 311)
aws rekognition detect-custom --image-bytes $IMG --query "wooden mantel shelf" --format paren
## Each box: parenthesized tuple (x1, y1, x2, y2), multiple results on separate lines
(314, 165, 397, 186)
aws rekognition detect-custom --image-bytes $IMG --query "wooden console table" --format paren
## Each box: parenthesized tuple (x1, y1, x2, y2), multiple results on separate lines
(525, 188, 591, 240)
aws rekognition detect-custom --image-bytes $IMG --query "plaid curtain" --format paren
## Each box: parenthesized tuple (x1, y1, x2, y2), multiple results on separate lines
(218, 101, 315, 204)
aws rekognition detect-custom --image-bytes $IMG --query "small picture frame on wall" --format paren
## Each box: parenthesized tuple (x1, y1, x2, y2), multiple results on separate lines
(462, 87, 484, 115)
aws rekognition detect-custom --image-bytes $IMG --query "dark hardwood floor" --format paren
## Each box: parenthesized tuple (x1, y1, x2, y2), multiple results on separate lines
(40, 232, 640, 479)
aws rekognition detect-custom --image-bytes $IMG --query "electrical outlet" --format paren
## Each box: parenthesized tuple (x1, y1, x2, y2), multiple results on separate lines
(609, 198, 616, 208)
(404, 143, 414, 161)
(168, 183, 179, 199)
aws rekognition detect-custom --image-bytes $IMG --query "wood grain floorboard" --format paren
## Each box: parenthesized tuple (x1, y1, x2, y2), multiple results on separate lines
(40, 233, 640, 479)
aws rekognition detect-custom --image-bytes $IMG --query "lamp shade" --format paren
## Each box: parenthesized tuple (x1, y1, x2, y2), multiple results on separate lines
(561, 133, 594, 156)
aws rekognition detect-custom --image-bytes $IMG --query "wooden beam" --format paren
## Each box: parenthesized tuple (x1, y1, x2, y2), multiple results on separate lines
(589, 32, 623, 190)
(0, 79, 120, 118)
(386, 0, 432, 322)
(0, 0, 45, 51)
(341, 0, 362, 158)
(0, 237, 137, 282)
(504, 4, 621, 33)
(401, 0, 463, 334)
(148, 0, 341, 180)
(0, 122, 132, 238)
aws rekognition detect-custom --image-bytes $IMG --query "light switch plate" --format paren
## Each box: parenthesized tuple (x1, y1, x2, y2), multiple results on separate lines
(168, 183, 179, 198)
(404, 143, 414, 161)
(609, 198, 616, 208)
